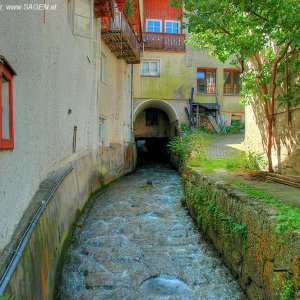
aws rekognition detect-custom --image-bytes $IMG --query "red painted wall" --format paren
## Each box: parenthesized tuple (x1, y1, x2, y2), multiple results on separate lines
(143, 0, 182, 25)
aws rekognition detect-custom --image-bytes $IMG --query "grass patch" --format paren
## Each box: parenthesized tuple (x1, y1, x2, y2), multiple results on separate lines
(0, 296, 15, 300)
(169, 128, 261, 173)
(234, 182, 300, 234)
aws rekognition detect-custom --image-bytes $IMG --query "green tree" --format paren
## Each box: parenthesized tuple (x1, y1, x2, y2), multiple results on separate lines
(172, 0, 300, 172)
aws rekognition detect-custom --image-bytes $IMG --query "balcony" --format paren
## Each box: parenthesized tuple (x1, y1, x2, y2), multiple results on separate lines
(101, 10, 141, 64)
(143, 32, 186, 52)
(94, 0, 115, 18)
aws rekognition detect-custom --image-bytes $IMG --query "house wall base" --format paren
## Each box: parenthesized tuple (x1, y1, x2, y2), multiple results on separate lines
(0, 143, 137, 300)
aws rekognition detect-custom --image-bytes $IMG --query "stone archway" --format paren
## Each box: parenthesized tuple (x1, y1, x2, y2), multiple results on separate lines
(134, 99, 179, 125)
(133, 100, 179, 163)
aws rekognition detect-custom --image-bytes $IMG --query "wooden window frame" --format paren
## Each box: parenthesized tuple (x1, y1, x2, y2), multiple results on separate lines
(165, 20, 181, 34)
(196, 68, 216, 94)
(0, 57, 16, 150)
(146, 19, 162, 33)
(140, 59, 160, 77)
(224, 69, 241, 95)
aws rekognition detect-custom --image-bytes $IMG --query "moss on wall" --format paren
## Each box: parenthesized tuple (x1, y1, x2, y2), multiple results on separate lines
(182, 169, 300, 299)
(1, 144, 137, 300)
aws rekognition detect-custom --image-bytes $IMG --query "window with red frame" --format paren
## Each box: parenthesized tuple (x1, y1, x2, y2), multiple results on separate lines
(0, 56, 16, 150)
(224, 69, 241, 95)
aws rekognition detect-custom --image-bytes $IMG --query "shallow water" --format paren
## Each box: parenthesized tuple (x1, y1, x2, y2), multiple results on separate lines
(58, 164, 245, 299)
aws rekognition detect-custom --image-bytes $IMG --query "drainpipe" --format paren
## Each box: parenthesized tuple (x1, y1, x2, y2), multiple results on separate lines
(0, 165, 73, 295)
(130, 64, 134, 143)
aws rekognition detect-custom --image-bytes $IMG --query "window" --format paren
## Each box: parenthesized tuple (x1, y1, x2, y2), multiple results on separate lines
(73, 0, 92, 38)
(99, 116, 106, 146)
(165, 21, 180, 34)
(196, 68, 216, 94)
(0, 56, 16, 150)
(146, 19, 162, 33)
(100, 52, 108, 84)
(146, 109, 158, 126)
(140, 60, 160, 77)
(224, 69, 241, 95)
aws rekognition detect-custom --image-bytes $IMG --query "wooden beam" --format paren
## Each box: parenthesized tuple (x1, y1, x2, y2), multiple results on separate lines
(112, 49, 133, 53)
(117, 55, 137, 58)
(102, 32, 122, 37)
(106, 41, 127, 45)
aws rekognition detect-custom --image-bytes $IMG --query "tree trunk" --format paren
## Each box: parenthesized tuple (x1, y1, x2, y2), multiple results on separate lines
(266, 117, 274, 172)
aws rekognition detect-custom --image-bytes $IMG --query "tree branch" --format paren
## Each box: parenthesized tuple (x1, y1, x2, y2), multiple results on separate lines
(271, 42, 292, 116)
(220, 27, 233, 36)
(253, 51, 270, 119)
(247, 10, 269, 21)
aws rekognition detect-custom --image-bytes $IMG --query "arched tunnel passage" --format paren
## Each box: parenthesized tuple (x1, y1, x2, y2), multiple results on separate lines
(134, 100, 179, 164)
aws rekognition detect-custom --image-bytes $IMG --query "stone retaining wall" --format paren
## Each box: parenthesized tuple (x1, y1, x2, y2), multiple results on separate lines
(183, 169, 299, 300)
(0, 143, 136, 300)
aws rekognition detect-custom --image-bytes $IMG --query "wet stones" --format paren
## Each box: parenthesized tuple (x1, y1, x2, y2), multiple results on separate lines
(58, 165, 244, 299)
(141, 275, 192, 296)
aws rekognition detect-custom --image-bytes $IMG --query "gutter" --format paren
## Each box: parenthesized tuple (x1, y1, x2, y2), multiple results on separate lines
(0, 163, 73, 295)
(131, 63, 134, 142)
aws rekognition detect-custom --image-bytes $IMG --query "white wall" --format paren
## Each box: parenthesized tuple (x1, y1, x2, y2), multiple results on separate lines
(0, 0, 98, 252)
(99, 43, 133, 145)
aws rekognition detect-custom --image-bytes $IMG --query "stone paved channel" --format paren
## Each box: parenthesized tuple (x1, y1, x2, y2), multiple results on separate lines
(58, 165, 245, 299)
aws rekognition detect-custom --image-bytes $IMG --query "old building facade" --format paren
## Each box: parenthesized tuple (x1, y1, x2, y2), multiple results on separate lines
(0, 0, 142, 297)
(133, 0, 245, 144)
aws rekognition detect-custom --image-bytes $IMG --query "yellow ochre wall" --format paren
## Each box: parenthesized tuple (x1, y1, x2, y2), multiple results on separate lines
(134, 45, 245, 125)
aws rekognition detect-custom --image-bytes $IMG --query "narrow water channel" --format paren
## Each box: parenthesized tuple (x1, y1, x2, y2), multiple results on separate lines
(58, 164, 245, 299)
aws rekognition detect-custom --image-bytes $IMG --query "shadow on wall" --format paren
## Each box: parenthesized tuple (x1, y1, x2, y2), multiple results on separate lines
(250, 100, 300, 175)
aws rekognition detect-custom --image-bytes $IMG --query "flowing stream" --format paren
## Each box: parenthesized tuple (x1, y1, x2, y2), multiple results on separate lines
(58, 164, 245, 299)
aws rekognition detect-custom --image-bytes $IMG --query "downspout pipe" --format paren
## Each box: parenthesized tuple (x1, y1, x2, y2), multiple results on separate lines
(131, 63, 134, 143)
(0, 164, 73, 295)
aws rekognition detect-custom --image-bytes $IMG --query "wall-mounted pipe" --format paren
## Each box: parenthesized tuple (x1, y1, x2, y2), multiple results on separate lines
(0, 164, 73, 295)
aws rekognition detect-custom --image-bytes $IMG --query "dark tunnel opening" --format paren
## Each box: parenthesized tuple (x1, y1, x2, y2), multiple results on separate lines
(136, 138, 170, 165)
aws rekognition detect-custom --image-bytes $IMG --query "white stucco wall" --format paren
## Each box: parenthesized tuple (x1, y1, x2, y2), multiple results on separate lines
(0, 0, 99, 252)
(99, 42, 133, 145)
(0, 0, 137, 254)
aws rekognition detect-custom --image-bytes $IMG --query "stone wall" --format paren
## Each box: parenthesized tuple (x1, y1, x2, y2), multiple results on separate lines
(245, 105, 300, 176)
(183, 169, 299, 299)
(0, 144, 136, 300)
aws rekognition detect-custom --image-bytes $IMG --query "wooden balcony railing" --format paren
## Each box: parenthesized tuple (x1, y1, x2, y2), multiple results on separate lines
(94, 0, 115, 18)
(143, 32, 186, 52)
(101, 10, 141, 64)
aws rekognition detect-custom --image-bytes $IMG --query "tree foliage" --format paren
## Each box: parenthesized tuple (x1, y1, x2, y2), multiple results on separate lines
(172, 0, 300, 171)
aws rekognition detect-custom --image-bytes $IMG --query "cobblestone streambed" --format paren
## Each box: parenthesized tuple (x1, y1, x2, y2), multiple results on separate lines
(58, 165, 245, 299)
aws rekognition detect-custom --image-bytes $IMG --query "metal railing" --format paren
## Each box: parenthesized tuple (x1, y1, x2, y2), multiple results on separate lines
(143, 32, 186, 51)
(102, 10, 141, 59)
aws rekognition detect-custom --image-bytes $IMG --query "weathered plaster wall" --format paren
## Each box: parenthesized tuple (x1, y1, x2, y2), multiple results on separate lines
(99, 43, 133, 145)
(0, 0, 136, 259)
(0, 0, 97, 253)
(184, 169, 300, 299)
(245, 104, 300, 175)
(134, 49, 244, 123)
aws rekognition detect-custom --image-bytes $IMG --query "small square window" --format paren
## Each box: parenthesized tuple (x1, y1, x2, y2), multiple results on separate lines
(165, 21, 180, 34)
(140, 60, 160, 77)
(146, 19, 162, 33)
